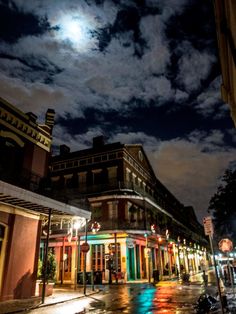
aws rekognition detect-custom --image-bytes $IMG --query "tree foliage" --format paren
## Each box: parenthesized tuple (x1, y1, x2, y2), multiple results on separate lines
(38, 251, 56, 282)
(208, 169, 236, 243)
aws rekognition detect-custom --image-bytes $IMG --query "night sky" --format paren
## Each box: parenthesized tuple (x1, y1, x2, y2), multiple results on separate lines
(0, 0, 235, 223)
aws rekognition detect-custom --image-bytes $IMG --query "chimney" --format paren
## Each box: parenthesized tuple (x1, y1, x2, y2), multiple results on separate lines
(60, 144, 70, 155)
(45, 109, 55, 132)
(93, 136, 105, 149)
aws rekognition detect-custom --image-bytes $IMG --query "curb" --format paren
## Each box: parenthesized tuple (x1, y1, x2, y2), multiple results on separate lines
(2, 290, 101, 314)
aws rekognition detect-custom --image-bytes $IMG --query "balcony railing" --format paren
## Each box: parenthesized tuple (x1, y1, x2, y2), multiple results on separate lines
(0, 167, 41, 192)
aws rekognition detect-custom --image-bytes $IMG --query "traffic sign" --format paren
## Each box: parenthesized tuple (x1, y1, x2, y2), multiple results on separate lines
(218, 238, 233, 253)
(81, 242, 90, 253)
(203, 216, 214, 236)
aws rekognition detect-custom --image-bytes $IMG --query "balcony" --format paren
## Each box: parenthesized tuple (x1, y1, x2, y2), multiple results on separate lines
(0, 167, 41, 192)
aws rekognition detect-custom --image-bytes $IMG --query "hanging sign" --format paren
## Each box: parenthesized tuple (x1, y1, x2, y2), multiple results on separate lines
(203, 216, 214, 236)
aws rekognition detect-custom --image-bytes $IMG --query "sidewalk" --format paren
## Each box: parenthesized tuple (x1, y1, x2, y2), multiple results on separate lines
(0, 285, 100, 314)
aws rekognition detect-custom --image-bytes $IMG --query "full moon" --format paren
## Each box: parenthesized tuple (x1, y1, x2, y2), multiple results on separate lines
(53, 14, 97, 52)
(63, 19, 82, 41)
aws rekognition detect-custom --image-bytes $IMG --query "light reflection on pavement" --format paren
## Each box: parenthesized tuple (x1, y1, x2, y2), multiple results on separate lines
(27, 272, 231, 313)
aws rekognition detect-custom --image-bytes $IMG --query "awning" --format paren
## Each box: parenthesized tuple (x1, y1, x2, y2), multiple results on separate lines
(0, 180, 91, 219)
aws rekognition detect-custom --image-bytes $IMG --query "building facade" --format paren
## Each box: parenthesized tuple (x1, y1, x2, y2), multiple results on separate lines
(0, 97, 91, 301)
(213, 0, 236, 126)
(49, 136, 208, 284)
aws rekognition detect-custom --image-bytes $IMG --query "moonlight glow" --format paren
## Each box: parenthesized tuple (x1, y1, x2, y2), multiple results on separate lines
(54, 15, 95, 51)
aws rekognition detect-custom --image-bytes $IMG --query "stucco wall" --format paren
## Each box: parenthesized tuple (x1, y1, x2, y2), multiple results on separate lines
(0, 207, 41, 300)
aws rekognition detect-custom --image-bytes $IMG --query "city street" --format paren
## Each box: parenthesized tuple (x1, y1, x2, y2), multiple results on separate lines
(20, 272, 234, 314)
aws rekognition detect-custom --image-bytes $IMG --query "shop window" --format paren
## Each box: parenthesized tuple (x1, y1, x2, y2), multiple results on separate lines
(91, 244, 105, 271)
(108, 243, 121, 271)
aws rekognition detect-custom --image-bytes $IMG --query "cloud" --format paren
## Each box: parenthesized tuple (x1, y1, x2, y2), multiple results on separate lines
(176, 43, 216, 93)
(0, 73, 68, 119)
(148, 130, 236, 222)
(195, 76, 229, 119)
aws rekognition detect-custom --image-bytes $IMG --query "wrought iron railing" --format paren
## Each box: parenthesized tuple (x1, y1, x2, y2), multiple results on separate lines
(0, 167, 41, 191)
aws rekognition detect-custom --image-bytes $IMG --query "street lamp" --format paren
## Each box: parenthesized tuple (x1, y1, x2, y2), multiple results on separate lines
(73, 219, 86, 291)
(90, 221, 101, 290)
(144, 232, 151, 283)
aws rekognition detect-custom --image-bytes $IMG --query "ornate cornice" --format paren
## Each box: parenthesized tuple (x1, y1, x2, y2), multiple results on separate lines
(0, 105, 51, 152)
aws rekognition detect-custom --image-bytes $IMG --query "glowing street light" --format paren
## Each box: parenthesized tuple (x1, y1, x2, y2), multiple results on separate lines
(73, 218, 86, 291)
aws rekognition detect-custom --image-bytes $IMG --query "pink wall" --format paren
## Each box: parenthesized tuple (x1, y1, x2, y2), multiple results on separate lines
(1, 212, 41, 300)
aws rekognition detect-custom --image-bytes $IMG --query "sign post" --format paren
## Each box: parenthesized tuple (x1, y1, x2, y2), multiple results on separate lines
(203, 216, 224, 313)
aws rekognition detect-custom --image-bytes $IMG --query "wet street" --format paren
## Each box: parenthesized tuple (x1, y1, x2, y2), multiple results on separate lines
(25, 273, 223, 314)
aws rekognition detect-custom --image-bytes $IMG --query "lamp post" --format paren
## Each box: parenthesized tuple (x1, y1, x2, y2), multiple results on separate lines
(83, 219, 88, 295)
(144, 232, 151, 283)
(90, 221, 101, 290)
(73, 220, 82, 291)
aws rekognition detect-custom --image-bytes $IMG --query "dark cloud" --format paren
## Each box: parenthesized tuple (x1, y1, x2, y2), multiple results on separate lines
(0, 1, 50, 43)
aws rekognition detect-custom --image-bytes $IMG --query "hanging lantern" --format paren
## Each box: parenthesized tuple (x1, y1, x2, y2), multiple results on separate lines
(91, 221, 101, 233)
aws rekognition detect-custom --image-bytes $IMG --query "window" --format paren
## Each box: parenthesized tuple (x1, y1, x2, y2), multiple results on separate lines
(80, 159, 87, 166)
(91, 203, 102, 220)
(117, 152, 123, 158)
(0, 224, 5, 259)
(64, 174, 73, 187)
(132, 173, 137, 184)
(108, 153, 116, 160)
(66, 162, 73, 168)
(92, 169, 102, 185)
(102, 155, 107, 161)
(108, 201, 118, 220)
(94, 156, 101, 163)
(107, 167, 117, 182)
(108, 243, 121, 271)
(91, 244, 105, 271)
(138, 150, 143, 161)
(126, 168, 131, 182)
(78, 172, 86, 185)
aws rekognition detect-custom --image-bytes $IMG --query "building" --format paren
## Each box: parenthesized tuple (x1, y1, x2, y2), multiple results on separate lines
(0, 97, 91, 301)
(49, 136, 208, 283)
(213, 0, 236, 126)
